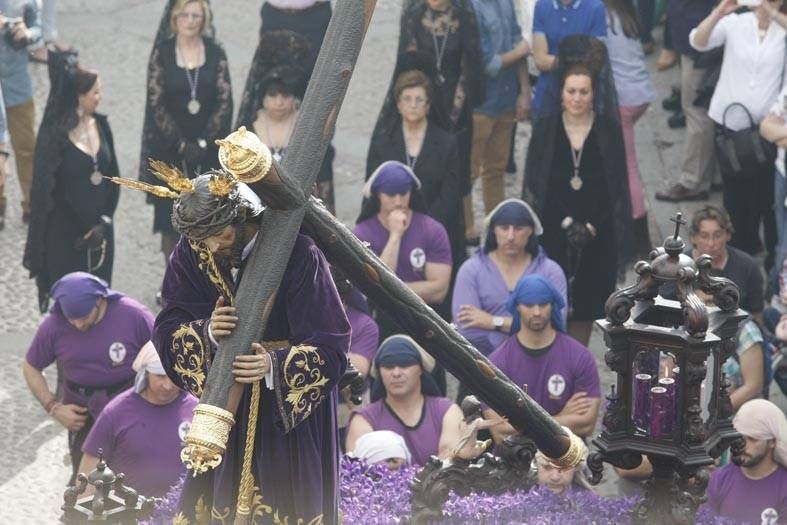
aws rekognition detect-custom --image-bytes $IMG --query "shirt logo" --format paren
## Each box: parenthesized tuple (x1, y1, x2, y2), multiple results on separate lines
(178, 421, 192, 442)
(762, 508, 779, 525)
(410, 247, 426, 271)
(108, 342, 127, 366)
(548, 374, 566, 398)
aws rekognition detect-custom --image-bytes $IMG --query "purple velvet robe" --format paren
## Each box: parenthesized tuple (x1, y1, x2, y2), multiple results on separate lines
(153, 233, 351, 525)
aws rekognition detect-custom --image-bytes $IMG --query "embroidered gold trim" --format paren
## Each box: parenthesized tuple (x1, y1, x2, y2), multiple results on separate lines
(181, 404, 235, 476)
(171, 322, 208, 397)
(283, 345, 329, 429)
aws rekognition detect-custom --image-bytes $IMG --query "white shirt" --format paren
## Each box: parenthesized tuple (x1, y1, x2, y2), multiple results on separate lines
(513, 0, 539, 76)
(690, 12, 787, 131)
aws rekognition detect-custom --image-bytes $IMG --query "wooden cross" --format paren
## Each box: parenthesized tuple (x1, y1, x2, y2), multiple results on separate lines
(198, 0, 574, 468)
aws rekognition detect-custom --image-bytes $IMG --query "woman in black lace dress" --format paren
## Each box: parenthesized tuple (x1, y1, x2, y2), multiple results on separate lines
(24, 51, 120, 311)
(139, 0, 232, 258)
(397, 0, 483, 197)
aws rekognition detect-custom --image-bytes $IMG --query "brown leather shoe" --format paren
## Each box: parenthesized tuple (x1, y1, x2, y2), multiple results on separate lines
(655, 183, 709, 202)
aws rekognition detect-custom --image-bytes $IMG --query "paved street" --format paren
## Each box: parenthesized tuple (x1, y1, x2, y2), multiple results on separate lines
(0, 0, 783, 522)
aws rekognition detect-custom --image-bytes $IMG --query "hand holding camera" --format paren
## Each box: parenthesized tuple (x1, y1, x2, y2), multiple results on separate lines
(0, 12, 30, 50)
(561, 216, 597, 250)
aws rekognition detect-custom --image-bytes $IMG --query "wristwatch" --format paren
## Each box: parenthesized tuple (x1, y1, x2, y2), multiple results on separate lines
(492, 316, 505, 332)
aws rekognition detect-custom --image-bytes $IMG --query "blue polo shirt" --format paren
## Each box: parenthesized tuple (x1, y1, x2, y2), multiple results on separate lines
(532, 0, 607, 111)
(470, 0, 524, 117)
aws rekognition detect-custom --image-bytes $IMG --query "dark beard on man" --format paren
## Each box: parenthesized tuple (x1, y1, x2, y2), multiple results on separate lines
(214, 223, 248, 269)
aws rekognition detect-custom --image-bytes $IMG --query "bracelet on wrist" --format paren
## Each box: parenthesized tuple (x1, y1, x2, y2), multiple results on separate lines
(46, 399, 60, 415)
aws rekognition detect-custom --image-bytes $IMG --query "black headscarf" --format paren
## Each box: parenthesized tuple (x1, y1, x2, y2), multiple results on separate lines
(398, 0, 484, 113)
(522, 35, 634, 267)
(371, 49, 451, 141)
(235, 30, 311, 130)
(23, 51, 120, 311)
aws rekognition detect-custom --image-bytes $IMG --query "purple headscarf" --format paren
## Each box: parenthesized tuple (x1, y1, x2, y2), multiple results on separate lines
(363, 161, 422, 197)
(49, 272, 124, 319)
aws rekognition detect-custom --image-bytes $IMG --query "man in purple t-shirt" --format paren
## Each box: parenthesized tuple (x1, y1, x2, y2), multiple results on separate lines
(79, 342, 198, 498)
(482, 274, 601, 440)
(345, 335, 463, 466)
(704, 399, 787, 524)
(21, 272, 154, 484)
(353, 161, 452, 336)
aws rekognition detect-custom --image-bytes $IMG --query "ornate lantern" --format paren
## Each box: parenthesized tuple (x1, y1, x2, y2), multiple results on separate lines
(61, 450, 157, 524)
(588, 214, 746, 524)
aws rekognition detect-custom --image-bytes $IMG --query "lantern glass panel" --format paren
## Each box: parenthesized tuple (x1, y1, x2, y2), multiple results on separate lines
(700, 354, 714, 424)
(632, 349, 679, 438)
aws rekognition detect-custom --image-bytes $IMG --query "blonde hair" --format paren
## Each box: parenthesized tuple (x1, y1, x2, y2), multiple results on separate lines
(169, 0, 211, 35)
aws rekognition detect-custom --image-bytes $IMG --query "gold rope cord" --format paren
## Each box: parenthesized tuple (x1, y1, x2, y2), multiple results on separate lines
(187, 241, 263, 520)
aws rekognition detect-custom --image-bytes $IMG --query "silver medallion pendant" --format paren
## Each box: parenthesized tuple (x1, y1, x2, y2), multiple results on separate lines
(570, 174, 583, 191)
(90, 170, 103, 186)
(187, 98, 201, 115)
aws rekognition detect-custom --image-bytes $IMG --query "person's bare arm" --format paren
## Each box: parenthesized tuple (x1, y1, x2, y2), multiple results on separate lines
(22, 361, 88, 432)
(690, 0, 735, 49)
(730, 344, 765, 410)
(379, 234, 403, 273)
(614, 455, 653, 479)
(348, 353, 370, 378)
(532, 33, 557, 72)
(483, 407, 518, 444)
(553, 393, 601, 437)
(438, 404, 465, 459)
(345, 413, 374, 453)
(760, 114, 787, 147)
(499, 40, 530, 70)
(407, 262, 452, 304)
(77, 454, 100, 496)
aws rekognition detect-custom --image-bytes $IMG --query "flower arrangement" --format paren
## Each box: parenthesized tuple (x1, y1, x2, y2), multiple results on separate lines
(143, 458, 745, 524)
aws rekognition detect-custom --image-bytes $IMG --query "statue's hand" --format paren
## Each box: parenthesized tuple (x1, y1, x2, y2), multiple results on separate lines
(233, 343, 272, 384)
(210, 296, 238, 339)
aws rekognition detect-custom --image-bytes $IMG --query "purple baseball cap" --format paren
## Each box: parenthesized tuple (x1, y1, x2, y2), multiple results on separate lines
(49, 272, 123, 319)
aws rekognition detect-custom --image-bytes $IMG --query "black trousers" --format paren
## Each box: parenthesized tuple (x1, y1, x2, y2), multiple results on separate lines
(715, 124, 777, 259)
(68, 415, 94, 486)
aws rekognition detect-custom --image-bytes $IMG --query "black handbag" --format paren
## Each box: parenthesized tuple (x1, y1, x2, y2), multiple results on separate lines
(714, 102, 777, 177)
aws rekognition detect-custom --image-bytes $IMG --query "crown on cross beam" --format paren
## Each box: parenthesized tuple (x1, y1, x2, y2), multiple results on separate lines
(215, 126, 272, 185)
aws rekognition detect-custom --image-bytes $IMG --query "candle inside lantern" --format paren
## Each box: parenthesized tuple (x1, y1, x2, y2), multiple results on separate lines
(658, 377, 676, 434)
(649, 386, 669, 439)
(634, 373, 652, 433)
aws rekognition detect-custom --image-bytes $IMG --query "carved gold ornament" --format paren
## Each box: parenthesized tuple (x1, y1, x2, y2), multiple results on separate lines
(216, 126, 273, 184)
(149, 159, 195, 193)
(544, 427, 587, 470)
(106, 177, 181, 199)
(181, 404, 236, 476)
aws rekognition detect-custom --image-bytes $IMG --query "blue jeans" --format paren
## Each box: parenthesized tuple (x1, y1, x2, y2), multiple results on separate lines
(770, 169, 787, 295)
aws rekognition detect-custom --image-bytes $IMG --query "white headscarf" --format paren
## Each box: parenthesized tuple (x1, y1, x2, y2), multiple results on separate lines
(352, 430, 412, 465)
(733, 399, 787, 468)
(132, 341, 166, 394)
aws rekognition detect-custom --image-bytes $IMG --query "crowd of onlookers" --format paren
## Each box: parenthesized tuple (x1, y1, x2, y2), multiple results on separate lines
(6, 0, 787, 522)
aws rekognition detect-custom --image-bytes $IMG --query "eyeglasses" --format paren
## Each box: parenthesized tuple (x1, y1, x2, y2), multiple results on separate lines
(176, 12, 204, 21)
(399, 95, 428, 107)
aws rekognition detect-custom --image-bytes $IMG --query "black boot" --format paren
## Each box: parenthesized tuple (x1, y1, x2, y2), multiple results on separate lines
(668, 110, 686, 129)
(662, 87, 681, 112)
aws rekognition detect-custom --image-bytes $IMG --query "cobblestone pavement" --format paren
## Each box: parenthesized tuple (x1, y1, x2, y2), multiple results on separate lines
(1, 1, 784, 522)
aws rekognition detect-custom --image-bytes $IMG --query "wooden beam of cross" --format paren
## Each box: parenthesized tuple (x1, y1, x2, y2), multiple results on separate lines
(191, 0, 578, 470)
